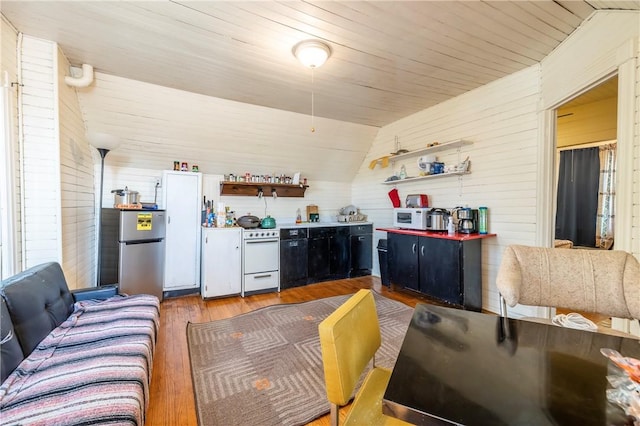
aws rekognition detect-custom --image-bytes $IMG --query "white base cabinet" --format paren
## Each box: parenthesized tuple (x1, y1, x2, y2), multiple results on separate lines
(201, 228, 242, 298)
(162, 171, 202, 291)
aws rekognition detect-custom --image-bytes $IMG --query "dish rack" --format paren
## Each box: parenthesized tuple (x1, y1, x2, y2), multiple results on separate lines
(337, 212, 368, 222)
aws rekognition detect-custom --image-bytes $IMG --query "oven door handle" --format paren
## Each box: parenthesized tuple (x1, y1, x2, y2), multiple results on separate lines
(245, 239, 280, 244)
(253, 274, 274, 279)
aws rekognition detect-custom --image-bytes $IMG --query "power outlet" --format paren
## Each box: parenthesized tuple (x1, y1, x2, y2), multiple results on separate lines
(154, 178, 161, 188)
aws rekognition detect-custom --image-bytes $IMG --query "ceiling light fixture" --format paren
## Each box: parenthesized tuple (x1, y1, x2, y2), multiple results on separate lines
(292, 40, 332, 132)
(292, 40, 332, 68)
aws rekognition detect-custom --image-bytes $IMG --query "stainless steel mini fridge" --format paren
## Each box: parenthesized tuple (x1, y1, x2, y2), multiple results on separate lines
(100, 208, 166, 300)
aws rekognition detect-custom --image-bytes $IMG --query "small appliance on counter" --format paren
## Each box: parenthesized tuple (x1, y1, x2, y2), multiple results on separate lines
(405, 194, 429, 208)
(393, 207, 429, 230)
(455, 208, 478, 234)
(426, 208, 450, 231)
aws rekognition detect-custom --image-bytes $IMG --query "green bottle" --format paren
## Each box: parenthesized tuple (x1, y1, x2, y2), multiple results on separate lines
(478, 207, 488, 234)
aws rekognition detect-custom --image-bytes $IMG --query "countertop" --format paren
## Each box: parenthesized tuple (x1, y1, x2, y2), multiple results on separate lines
(278, 221, 373, 229)
(201, 222, 373, 231)
(377, 227, 496, 241)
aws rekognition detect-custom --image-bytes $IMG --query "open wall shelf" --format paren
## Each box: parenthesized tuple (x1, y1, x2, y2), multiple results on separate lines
(382, 171, 470, 185)
(388, 139, 472, 163)
(220, 181, 308, 197)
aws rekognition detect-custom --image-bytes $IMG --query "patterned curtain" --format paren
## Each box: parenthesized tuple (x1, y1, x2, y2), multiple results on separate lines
(596, 144, 616, 249)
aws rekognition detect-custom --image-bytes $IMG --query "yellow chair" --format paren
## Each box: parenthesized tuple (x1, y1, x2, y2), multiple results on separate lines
(318, 289, 412, 426)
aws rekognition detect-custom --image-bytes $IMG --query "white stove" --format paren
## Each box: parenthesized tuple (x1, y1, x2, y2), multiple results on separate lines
(243, 229, 279, 240)
(241, 228, 280, 296)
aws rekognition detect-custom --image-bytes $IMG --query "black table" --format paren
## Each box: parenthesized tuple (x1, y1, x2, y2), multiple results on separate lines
(383, 304, 640, 426)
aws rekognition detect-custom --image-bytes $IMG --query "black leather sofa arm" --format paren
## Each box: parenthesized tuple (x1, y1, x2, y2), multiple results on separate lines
(71, 285, 119, 302)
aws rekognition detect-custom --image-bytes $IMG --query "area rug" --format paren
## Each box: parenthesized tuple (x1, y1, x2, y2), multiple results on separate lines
(186, 292, 413, 426)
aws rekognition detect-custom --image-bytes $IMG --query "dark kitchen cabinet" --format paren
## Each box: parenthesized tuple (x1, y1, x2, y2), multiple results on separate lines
(330, 227, 350, 280)
(280, 224, 372, 288)
(308, 226, 350, 282)
(388, 233, 419, 291)
(280, 228, 308, 289)
(389, 233, 482, 311)
(349, 224, 372, 277)
(308, 227, 333, 282)
(419, 237, 462, 305)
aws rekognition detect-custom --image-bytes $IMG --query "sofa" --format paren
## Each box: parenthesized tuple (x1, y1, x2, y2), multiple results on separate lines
(0, 262, 160, 425)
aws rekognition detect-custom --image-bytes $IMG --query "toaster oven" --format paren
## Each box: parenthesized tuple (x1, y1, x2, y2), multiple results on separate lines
(393, 208, 429, 230)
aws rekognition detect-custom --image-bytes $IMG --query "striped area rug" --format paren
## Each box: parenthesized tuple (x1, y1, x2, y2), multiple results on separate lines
(186, 292, 413, 426)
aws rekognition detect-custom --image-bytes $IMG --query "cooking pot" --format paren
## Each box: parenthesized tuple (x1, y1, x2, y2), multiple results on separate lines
(237, 215, 260, 229)
(260, 216, 276, 229)
(111, 187, 140, 207)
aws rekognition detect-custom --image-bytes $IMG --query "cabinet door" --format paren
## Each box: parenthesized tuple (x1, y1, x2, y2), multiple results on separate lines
(201, 229, 241, 298)
(280, 239, 308, 289)
(330, 230, 350, 279)
(308, 236, 331, 282)
(163, 171, 202, 290)
(419, 237, 461, 304)
(388, 233, 419, 290)
(349, 233, 372, 277)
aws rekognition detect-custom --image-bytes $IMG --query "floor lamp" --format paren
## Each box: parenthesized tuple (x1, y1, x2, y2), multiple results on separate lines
(89, 132, 120, 287)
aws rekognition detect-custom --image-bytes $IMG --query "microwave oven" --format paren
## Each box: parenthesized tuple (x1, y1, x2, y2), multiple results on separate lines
(393, 208, 429, 230)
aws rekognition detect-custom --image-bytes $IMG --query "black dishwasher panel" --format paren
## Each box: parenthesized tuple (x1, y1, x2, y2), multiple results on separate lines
(280, 228, 308, 289)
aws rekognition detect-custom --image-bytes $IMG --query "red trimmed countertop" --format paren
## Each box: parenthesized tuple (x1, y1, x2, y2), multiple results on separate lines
(376, 227, 497, 241)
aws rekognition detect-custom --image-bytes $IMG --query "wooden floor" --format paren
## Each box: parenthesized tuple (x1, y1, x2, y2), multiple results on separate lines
(146, 276, 434, 426)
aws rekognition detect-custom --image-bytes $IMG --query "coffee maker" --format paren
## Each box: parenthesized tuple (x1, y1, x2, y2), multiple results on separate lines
(456, 208, 478, 234)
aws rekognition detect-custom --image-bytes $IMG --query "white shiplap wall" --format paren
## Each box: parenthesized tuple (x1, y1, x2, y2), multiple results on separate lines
(20, 35, 61, 268)
(57, 48, 95, 289)
(99, 166, 353, 226)
(353, 66, 541, 316)
(540, 11, 639, 259)
(1, 17, 21, 279)
(76, 72, 379, 185)
(354, 11, 640, 319)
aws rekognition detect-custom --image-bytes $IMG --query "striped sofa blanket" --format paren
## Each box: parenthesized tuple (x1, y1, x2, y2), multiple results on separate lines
(0, 294, 159, 426)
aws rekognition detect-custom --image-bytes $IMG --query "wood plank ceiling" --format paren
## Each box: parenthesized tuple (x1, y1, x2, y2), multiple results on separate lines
(3, 1, 639, 128)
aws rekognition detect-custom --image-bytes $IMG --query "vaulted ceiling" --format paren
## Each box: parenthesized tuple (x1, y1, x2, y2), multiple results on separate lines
(3, 1, 639, 128)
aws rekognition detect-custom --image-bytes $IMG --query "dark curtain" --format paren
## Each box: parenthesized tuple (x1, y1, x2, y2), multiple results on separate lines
(555, 147, 600, 247)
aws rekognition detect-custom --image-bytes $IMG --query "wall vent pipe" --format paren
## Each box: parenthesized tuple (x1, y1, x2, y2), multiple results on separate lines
(64, 64, 94, 88)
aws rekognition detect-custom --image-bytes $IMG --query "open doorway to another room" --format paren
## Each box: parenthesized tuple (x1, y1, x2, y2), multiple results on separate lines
(554, 76, 618, 250)
(553, 76, 618, 329)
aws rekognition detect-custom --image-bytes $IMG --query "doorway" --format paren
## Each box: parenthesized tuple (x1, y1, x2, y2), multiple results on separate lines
(554, 76, 618, 250)
(553, 76, 618, 328)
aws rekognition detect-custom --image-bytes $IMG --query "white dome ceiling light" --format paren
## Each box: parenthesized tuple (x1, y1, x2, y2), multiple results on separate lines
(292, 40, 332, 132)
(292, 40, 332, 68)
